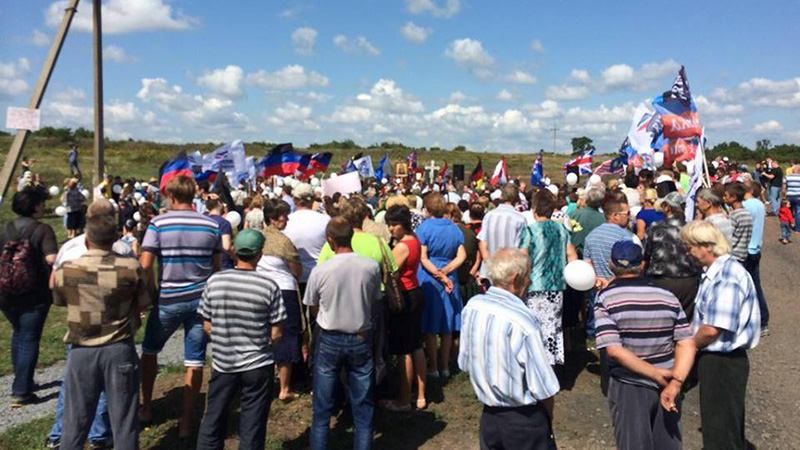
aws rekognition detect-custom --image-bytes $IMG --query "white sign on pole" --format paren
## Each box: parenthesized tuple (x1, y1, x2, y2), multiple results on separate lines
(5, 107, 41, 131)
(322, 171, 362, 196)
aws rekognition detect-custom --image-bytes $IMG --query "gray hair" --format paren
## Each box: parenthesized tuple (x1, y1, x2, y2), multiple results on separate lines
(696, 188, 722, 207)
(585, 188, 606, 208)
(487, 248, 529, 287)
(244, 208, 265, 230)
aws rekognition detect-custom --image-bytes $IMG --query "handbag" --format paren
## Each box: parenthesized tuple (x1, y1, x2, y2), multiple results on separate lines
(378, 240, 404, 313)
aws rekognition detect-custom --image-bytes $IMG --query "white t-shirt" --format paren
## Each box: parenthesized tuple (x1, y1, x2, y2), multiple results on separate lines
(256, 255, 297, 291)
(283, 209, 331, 283)
(54, 234, 134, 268)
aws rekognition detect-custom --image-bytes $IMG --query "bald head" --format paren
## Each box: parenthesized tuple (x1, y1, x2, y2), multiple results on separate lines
(87, 199, 115, 219)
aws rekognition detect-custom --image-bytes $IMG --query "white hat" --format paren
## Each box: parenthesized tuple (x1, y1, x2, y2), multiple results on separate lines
(490, 189, 502, 201)
(292, 183, 314, 199)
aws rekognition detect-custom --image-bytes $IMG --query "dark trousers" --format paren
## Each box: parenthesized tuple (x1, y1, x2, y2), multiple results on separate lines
(197, 364, 275, 450)
(61, 340, 139, 450)
(479, 404, 556, 450)
(742, 252, 769, 327)
(698, 350, 749, 450)
(1, 302, 50, 397)
(607, 378, 681, 450)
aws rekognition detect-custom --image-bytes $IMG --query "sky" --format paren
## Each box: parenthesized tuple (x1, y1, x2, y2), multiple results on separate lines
(1, 0, 799, 153)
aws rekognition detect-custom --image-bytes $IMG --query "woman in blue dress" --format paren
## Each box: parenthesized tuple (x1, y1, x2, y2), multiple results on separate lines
(416, 193, 466, 381)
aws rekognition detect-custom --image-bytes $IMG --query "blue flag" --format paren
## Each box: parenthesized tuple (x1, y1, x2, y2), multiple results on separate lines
(530, 152, 545, 187)
(374, 154, 389, 182)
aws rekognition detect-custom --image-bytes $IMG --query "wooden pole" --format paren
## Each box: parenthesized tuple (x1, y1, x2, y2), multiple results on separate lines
(0, 0, 80, 206)
(92, 0, 104, 197)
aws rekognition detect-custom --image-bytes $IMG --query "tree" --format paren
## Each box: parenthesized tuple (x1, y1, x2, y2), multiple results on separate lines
(755, 139, 771, 152)
(570, 136, 593, 155)
(452, 145, 467, 152)
(73, 127, 94, 139)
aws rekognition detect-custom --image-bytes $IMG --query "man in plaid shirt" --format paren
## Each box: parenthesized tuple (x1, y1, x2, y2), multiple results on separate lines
(681, 221, 760, 450)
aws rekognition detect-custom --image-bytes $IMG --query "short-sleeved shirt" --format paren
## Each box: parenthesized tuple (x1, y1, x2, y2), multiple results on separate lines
(318, 231, 395, 270)
(728, 208, 753, 262)
(205, 213, 234, 270)
(54, 234, 133, 269)
(785, 173, 800, 198)
(584, 223, 635, 281)
(644, 217, 700, 278)
(53, 249, 151, 346)
(742, 198, 765, 255)
(693, 255, 760, 353)
(417, 217, 465, 267)
(570, 207, 605, 254)
(520, 220, 569, 292)
(303, 253, 381, 333)
(141, 210, 222, 305)
(199, 269, 286, 373)
(283, 209, 330, 283)
(636, 208, 665, 230)
(594, 277, 692, 389)
(0, 217, 58, 307)
(457, 224, 479, 285)
(767, 167, 783, 187)
(705, 213, 733, 243)
(477, 204, 526, 276)
(257, 226, 300, 291)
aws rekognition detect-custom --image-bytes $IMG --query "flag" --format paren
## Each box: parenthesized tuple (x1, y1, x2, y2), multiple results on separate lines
(439, 160, 448, 179)
(211, 171, 237, 215)
(352, 155, 375, 178)
(530, 152, 545, 187)
(490, 158, 508, 186)
(685, 129, 707, 221)
(201, 140, 247, 181)
(406, 150, 418, 171)
(374, 153, 389, 182)
(564, 146, 594, 176)
(651, 66, 702, 167)
(194, 170, 217, 183)
(300, 152, 333, 178)
(260, 143, 310, 177)
(470, 158, 484, 182)
(593, 158, 625, 177)
(159, 152, 194, 193)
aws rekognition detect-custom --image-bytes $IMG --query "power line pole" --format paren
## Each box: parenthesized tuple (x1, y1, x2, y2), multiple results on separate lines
(549, 126, 559, 153)
(92, 0, 105, 196)
(0, 0, 80, 206)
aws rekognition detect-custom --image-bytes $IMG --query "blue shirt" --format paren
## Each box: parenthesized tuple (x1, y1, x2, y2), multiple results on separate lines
(742, 198, 765, 254)
(458, 287, 560, 407)
(584, 223, 635, 280)
(693, 255, 760, 353)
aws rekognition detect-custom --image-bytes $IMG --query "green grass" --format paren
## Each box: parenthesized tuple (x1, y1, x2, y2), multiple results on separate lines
(0, 414, 52, 450)
(0, 307, 67, 377)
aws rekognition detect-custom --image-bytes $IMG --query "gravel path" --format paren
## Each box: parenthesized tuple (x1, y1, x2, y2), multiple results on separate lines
(0, 332, 185, 433)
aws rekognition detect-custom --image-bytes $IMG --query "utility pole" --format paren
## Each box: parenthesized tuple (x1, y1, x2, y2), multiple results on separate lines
(0, 0, 80, 206)
(92, 0, 105, 195)
(549, 125, 559, 153)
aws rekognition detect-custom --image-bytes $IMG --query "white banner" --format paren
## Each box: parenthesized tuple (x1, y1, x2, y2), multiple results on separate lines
(322, 171, 362, 196)
(6, 107, 41, 131)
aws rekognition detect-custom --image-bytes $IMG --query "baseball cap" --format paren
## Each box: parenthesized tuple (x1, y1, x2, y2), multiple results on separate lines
(292, 182, 314, 199)
(233, 229, 265, 257)
(611, 240, 643, 268)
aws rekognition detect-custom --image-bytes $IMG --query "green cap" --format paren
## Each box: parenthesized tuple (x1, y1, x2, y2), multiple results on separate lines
(233, 229, 265, 257)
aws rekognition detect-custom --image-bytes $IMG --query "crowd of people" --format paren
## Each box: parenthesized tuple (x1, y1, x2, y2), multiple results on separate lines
(0, 155, 798, 450)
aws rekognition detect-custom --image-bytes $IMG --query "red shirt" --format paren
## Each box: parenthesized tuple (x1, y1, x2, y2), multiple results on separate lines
(397, 236, 421, 291)
(778, 207, 793, 224)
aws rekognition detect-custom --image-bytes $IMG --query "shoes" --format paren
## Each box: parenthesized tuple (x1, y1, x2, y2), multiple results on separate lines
(10, 393, 39, 408)
(440, 370, 450, 379)
(426, 370, 439, 380)
(761, 327, 770, 337)
(379, 399, 412, 412)
(45, 438, 60, 449)
(88, 441, 112, 450)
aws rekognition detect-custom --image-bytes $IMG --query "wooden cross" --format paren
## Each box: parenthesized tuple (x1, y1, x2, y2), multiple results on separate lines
(425, 160, 439, 183)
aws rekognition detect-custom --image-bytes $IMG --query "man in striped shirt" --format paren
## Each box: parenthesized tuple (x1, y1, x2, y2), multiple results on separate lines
(785, 161, 800, 230)
(196, 229, 287, 450)
(723, 183, 753, 262)
(477, 183, 526, 278)
(139, 175, 222, 438)
(459, 248, 560, 450)
(594, 241, 695, 450)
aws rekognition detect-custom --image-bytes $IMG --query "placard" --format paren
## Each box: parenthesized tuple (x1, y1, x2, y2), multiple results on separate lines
(322, 171, 362, 196)
(5, 107, 41, 131)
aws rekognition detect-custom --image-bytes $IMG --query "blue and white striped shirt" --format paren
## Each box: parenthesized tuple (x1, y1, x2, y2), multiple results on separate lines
(785, 173, 800, 198)
(693, 255, 761, 353)
(584, 223, 635, 280)
(458, 287, 560, 407)
(476, 204, 526, 276)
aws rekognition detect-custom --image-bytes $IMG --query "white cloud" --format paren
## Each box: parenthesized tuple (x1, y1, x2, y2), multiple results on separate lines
(297, 91, 332, 103)
(694, 96, 744, 116)
(738, 77, 800, 108)
(525, 100, 561, 120)
(268, 102, 320, 130)
(103, 45, 133, 63)
(373, 124, 391, 134)
(356, 79, 424, 113)
(506, 70, 537, 85)
(496, 89, 513, 101)
(406, 0, 461, 18)
(197, 65, 244, 98)
(0, 58, 31, 98)
(428, 104, 492, 129)
(706, 118, 742, 130)
(328, 105, 373, 124)
(291, 27, 317, 55)
(545, 84, 591, 101)
(401, 22, 431, 44)
(753, 120, 782, 133)
(333, 34, 381, 56)
(601, 59, 680, 91)
(137, 77, 196, 111)
(46, 0, 197, 34)
(493, 109, 541, 135)
(31, 29, 50, 46)
(569, 69, 591, 84)
(530, 39, 544, 52)
(247, 65, 329, 90)
(445, 38, 495, 78)
(448, 91, 467, 103)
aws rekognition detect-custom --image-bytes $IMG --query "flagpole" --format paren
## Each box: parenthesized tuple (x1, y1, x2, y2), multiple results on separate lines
(700, 128, 711, 188)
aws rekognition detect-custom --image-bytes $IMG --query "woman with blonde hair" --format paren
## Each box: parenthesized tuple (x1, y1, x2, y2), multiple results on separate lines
(636, 188, 665, 241)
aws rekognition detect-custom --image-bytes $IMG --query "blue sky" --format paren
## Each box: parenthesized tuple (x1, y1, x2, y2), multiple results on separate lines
(1, 0, 799, 153)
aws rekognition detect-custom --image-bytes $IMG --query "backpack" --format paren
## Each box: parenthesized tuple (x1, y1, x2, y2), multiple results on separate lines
(0, 221, 41, 299)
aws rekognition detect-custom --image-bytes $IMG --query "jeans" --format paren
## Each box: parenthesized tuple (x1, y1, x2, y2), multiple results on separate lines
(780, 223, 793, 240)
(790, 196, 800, 231)
(141, 299, 207, 367)
(311, 330, 374, 450)
(49, 346, 111, 444)
(1, 302, 50, 397)
(197, 365, 274, 450)
(768, 186, 781, 214)
(742, 253, 769, 328)
(585, 289, 598, 338)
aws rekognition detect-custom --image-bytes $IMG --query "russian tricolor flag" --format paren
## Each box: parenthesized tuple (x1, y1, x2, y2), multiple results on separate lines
(159, 153, 194, 193)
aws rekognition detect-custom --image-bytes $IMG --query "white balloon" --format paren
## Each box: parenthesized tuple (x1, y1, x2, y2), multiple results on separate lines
(225, 211, 241, 228)
(137, 197, 147, 206)
(133, 192, 143, 201)
(310, 177, 320, 187)
(381, 178, 388, 185)
(546, 184, 559, 195)
(133, 212, 142, 222)
(80, 189, 90, 198)
(589, 174, 602, 186)
(49, 185, 60, 197)
(112, 185, 122, 194)
(565, 173, 578, 186)
(134, 182, 142, 190)
(543, 177, 551, 186)
(654, 152, 665, 168)
(563, 260, 596, 291)
(54, 206, 67, 216)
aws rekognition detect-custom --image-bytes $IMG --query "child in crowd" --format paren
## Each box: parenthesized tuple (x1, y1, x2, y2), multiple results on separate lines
(778, 199, 795, 244)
